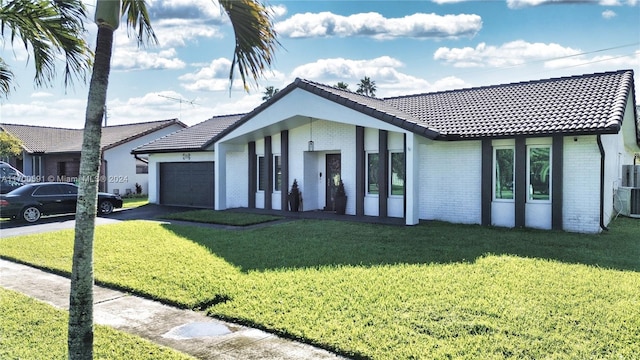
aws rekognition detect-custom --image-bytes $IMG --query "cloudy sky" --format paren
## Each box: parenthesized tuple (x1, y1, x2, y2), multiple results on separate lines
(1, 0, 638, 128)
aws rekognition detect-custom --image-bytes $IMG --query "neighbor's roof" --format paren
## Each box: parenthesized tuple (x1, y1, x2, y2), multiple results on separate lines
(0, 119, 186, 154)
(225, 69, 636, 142)
(132, 114, 245, 154)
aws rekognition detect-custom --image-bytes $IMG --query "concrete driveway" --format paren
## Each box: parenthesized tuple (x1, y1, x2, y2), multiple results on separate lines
(0, 204, 193, 238)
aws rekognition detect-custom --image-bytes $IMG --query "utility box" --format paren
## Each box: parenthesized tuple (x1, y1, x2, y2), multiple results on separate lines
(621, 165, 640, 187)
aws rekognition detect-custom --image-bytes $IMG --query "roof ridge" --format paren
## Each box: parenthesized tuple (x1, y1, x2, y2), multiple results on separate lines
(383, 69, 634, 101)
(0, 123, 81, 132)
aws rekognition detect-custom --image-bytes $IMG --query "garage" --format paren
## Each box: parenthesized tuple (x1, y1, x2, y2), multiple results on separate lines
(159, 162, 214, 207)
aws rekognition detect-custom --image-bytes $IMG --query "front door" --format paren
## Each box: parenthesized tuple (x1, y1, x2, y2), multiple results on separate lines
(325, 154, 341, 211)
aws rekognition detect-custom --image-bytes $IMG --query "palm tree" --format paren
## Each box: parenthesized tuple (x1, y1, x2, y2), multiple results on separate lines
(262, 85, 279, 101)
(356, 76, 376, 97)
(69, 1, 279, 359)
(335, 81, 349, 90)
(0, 0, 92, 96)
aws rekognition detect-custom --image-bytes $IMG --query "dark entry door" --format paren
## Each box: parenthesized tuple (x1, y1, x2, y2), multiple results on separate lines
(325, 154, 341, 211)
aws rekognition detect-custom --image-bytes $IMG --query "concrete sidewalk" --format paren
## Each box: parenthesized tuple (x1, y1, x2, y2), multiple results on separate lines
(0, 259, 346, 360)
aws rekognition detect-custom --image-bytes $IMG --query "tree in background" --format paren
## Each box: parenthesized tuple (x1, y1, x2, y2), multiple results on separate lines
(0, 131, 23, 160)
(262, 85, 279, 101)
(335, 81, 349, 90)
(356, 76, 376, 97)
(69, 1, 280, 359)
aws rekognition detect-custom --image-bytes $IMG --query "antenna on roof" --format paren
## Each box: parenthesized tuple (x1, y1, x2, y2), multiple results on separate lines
(158, 95, 199, 119)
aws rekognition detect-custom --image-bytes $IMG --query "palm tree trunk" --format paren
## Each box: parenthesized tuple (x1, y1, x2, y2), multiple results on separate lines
(68, 25, 114, 360)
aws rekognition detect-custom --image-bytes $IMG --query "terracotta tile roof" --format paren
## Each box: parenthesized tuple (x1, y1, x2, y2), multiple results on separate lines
(384, 69, 635, 139)
(225, 70, 635, 142)
(132, 114, 245, 154)
(0, 119, 185, 154)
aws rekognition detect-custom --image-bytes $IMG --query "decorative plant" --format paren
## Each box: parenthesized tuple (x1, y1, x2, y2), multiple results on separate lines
(135, 182, 142, 194)
(288, 179, 301, 212)
(334, 179, 347, 215)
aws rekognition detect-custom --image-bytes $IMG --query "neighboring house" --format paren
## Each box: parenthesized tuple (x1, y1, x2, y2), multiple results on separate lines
(141, 70, 639, 233)
(0, 119, 186, 194)
(132, 114, 244, 207)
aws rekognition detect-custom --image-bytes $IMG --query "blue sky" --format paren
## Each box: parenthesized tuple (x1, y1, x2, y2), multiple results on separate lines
(1, 0, 638, 128)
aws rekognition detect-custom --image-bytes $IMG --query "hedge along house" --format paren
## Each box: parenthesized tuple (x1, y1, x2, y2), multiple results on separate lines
(211, 70, 638, 233)
(131, 114, 244, 208)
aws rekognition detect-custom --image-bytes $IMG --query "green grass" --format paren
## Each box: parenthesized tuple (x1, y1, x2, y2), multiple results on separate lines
(160, 209, 283, 226)
(1, 217, 639, 359)
(0, 288, 194, 360)
(122, 196, 148, 209)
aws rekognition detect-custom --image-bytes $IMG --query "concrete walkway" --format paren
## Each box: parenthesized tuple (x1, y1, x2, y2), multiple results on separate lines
(0, 259, 346, 360)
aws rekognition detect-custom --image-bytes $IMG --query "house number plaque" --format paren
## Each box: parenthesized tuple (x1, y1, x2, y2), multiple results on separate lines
(182, 153, 191, 160)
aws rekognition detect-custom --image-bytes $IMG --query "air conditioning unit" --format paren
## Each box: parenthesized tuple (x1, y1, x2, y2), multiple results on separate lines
(621, 165, 640, 187)
(615, 187, 640, 218)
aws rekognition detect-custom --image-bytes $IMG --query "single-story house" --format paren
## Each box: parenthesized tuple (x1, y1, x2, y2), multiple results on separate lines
(136, 69, 639, 233)
(0, 119, 186, 194)
(132, 114, 244, 207)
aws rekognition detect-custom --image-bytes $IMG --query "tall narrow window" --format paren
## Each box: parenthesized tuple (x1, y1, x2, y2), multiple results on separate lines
(528, 146, 551, 201)
(258, 156, 266, 191)
(274, 155, 282, 192)
(390, 152, 404, 196)
(494, 148, 514, 200)
(367, 153, 379, 194)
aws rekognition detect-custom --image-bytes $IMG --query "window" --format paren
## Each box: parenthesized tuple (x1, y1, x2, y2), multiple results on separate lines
(367, 153, 379, 194)
(136, 158, 148, 174)
(58, 162, 66, 176)
(494, 148, 514, 200)
(528, 146, 551, 201)
(257, 156, 265, 191)
(274, 155, 281, 192)
(390, 152, 404, 196)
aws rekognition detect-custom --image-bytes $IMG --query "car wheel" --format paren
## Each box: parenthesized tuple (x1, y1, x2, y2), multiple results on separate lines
(21, 206, 41, 223)
(98, 200, 114, 215)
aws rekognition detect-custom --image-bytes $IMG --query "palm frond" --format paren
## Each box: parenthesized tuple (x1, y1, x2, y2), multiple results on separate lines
(0, 57, 15, 96)
(121, 0, 158, 47)
(219, 0, 280, 91)
(0, 0, 92, 91)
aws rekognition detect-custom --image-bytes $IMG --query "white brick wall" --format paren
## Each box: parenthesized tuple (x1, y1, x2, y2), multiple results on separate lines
(562, 136, 601, 233)
(226, 149, 248, 208)
(420, 140, 482, 224)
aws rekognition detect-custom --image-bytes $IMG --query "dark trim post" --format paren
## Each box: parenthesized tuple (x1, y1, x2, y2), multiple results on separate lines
(481, 139, 492, 226)
(379, 130, 388, 217)
(356, 126, 365, 216)
(552, 135, 563, 230)
(281, 130, 289, 211)
(248, 141, 256, 209)
(265, 136, 273, 210)
(515, 137, 526, 227)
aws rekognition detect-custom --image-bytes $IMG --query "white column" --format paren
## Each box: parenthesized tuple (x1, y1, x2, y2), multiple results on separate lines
(405, 132, 420, 225)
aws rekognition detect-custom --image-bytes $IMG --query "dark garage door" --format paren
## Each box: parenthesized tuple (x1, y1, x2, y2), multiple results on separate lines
(159, 162, 214, 207)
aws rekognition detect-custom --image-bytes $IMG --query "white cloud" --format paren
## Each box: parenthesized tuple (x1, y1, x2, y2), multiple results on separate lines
(179, 58, 285, 92)
(153, 19, 222, 48)
(289, 56, 471, 97)
(506, 0, 637, 8)
(112, 47, 186, 70)
(434, 40, 580, 68)
(602, 9, 617, 18)
(544, 50, 640, 69)
(275, 12, 482, 40)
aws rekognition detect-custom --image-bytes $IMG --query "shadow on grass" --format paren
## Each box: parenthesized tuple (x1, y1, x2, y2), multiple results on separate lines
(162, 216, 640, 273)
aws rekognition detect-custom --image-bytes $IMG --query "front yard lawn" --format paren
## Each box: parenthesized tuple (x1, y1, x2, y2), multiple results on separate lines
(160, 209, 283, 226)
(1, 217, 638, 359)
(0, 288, 194, 360)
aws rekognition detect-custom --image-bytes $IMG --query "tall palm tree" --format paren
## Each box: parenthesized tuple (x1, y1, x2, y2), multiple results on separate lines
(0, 0, 92, 96)
(69, 1, 279, 359)
(356, 76, 376, 97)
